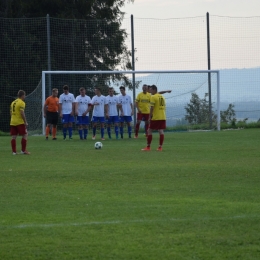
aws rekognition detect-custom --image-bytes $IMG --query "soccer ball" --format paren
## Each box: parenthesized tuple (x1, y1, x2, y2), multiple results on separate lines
(94, 142, 103, 149)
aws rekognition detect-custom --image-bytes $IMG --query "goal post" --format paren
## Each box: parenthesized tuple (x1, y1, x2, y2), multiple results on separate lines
(41, 70, 220, 135)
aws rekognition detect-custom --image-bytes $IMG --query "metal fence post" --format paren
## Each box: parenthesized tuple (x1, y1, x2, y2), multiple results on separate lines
(131, 14, 136, 126)
(47, 14, 51, 96)
(206, 12, 212, 128)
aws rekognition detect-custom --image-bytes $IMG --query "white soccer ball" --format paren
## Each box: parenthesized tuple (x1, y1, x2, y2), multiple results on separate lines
(94, 142, 103, 149)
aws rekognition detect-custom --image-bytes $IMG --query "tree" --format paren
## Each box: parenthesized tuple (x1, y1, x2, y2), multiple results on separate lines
(0, 0, 134, 132)
(184, 93, 215, 125)
(220, 103, 236, 124)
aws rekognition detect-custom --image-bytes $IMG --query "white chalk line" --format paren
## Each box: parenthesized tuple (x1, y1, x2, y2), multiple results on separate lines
(1, 214, 259, 229)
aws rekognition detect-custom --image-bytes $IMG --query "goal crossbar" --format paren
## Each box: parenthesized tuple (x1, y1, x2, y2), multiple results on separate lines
(42, 70, 220, 134)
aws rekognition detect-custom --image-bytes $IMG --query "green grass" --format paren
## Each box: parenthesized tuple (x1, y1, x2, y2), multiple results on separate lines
(0, 129, 260, 259)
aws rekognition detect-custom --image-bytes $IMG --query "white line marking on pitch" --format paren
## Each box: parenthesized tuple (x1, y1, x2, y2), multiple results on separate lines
(1, 215, 259, 229)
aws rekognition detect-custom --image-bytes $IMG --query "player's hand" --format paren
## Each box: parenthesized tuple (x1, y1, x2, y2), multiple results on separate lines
(94, 102, 99, 105)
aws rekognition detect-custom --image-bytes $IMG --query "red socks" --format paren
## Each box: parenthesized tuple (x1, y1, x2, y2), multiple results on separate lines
(159, 134, 164, 146)
(21, 138, 27, 152)
(11, 139, 16, 153)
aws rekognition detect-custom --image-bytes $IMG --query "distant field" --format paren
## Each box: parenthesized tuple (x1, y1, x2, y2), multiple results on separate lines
(0, 129, 260, 259)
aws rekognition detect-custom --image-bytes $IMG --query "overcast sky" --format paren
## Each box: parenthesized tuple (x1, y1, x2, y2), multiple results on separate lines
(122, 0, 260, 19)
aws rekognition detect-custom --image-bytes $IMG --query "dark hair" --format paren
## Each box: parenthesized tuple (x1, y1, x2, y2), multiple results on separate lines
(63, 85, 69, 90)
(18, 90, 25, 98)
(95, 87, 101, 92)
(79, 87, 85, 92)
(151, 85, 157, 91)
(119, 86, 125, 91)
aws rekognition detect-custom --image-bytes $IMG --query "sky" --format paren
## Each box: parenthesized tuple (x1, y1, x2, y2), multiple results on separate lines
(122, 0, 260, 19)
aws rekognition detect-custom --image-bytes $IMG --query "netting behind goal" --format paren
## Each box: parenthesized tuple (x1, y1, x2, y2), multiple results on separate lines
(26, 70, 220, 135)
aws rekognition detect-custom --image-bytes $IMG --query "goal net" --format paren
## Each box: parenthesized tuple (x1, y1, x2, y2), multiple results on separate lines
(26, 70, 220, 135)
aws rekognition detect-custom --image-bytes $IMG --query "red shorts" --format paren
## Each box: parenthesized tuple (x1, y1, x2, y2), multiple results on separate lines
(10, 124, 27, 136)
(149, 120, 166, 130)
(137, 113, 149, 121)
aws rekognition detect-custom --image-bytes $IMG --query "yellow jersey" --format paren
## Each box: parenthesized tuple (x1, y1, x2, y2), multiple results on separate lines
(150, 93, 166, 120)
(10, 98, 26, 126)
(135, 92, 151, 114)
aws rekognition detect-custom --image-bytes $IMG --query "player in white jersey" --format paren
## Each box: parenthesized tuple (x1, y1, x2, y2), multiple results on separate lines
(75, 87, 92, 140)
(105, 87, 122, 139)
(59, 85, 76, 140)
(91, 87, 106, 140)
(118, 86, 133, 138)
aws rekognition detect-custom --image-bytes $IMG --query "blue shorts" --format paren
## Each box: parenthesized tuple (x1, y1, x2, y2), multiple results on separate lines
(77, 116, 89, 125)
(92, 116, 105, 123)
(62, 114, 74, 124)
(119, 116, 132, 123)
(106, 116, 119, 124)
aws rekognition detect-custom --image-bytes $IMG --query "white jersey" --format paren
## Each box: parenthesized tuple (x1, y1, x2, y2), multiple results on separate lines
(91, 95, 106, 117)
(118, 94, 132, 116)
(59, 93, 75, 114)
(75, 95, 92, 116)
(106, 95, 119, 116)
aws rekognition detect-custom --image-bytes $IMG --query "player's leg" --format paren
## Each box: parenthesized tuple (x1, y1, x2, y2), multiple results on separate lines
(10, 126, 18, 154)
(135, 113, 142, 138)
(83, 116, 89, 140)
(92, 117, 97, 139)
(51, 112, 59, 140)
(126, 116, 132, 138)
(62, 114, 69, 140)
(106, 117, 111, 139)
(19, 124, 30, 154)
(114, 123, 119, 139)
(68, 115, 74, 139)
(157, 128, 165, 151)
(45, 111, 51, 140)
(119, 117, 124, 139)
(100, 117, 105, 140)
(77, 116, 83, 139)
(142, 127, 152, 151)
(107, 123, 111, 139)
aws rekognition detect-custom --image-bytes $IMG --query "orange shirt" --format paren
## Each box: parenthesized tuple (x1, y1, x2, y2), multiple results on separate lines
(45, 96, 59, 112)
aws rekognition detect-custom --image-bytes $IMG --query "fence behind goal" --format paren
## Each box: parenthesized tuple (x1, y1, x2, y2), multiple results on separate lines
(25, 70, 221, 135)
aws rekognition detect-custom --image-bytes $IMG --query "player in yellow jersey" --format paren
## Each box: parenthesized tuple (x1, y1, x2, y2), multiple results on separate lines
(142, 85, 166, 151)
(10, 90, 30, 155)
(134, 84, 151, 138)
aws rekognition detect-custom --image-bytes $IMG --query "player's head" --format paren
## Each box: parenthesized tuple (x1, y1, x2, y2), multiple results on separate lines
(79, 87, 86, 96)
(150, 85, 157, 94)
(18, 90, 26, 100)
(52, 88, 58, 97)
(95, 87, 101, 96)
(147, 85, 152, 93)
(108, 87, 114, 96)
(63, 85, 69, 94)
(119, 86, 125, 95)
(142, 84, 148, 93)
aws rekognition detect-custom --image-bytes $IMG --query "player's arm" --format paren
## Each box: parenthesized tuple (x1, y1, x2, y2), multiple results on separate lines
(158, 90, 172, 94)
(149, 105, 154, 121)
(105, 104, 109, 118)
(130, 103, 134, 116)
(75, 102, 78, 116)
(20, 109, 28, 126)
(85, 103, 92, 114)
(59, 103, 62, 117)
(43, 100, 48, 118)
(71, 102, 75, 116)
(135, 101, 141, 113)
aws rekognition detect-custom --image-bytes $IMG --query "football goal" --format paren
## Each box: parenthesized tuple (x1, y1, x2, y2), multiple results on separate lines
(34, 70, 220, 135)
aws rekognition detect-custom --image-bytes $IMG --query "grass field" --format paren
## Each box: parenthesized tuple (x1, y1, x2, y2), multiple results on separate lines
(0, 129, 260, 259)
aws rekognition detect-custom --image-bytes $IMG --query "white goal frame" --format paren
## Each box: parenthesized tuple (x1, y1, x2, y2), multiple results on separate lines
(42, 70, 220, 135)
